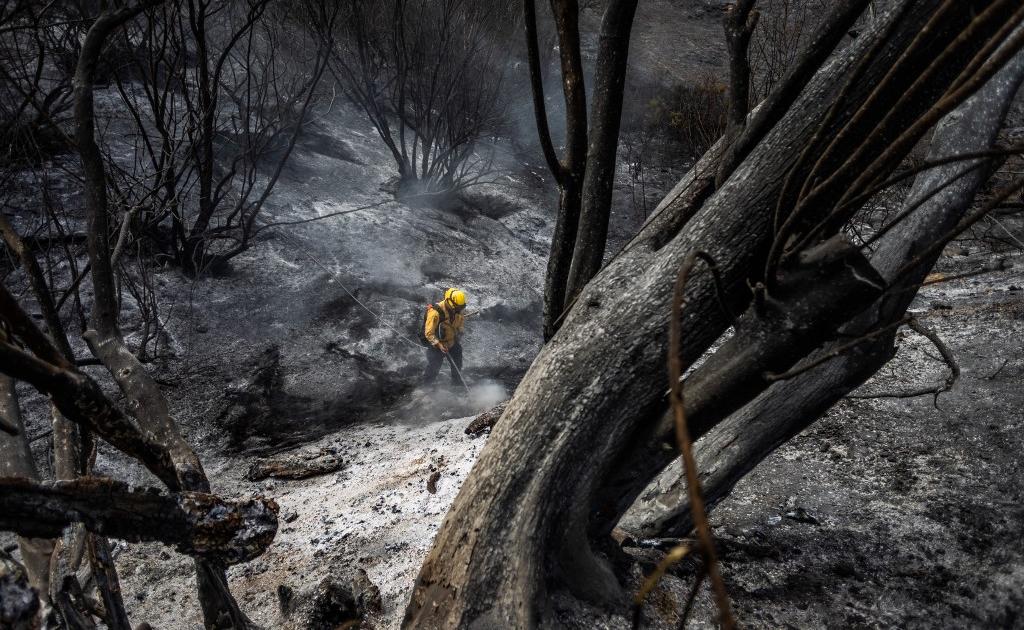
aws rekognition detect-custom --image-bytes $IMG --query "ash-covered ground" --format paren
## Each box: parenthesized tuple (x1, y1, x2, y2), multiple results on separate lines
(3, 3, 1024, 628)
(99, 240, 1023, 630)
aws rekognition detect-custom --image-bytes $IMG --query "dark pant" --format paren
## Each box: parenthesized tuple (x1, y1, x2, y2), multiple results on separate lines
(423, 342, 464, 384)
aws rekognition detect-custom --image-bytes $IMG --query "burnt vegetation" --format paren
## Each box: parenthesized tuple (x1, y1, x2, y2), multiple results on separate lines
(2, 0, 1024, 628)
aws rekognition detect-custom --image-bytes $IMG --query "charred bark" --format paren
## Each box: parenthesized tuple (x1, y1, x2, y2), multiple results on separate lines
(562, 0, 639, 305)
(0, 548, 39, 630)
(0, 301, 184, 491)
(403, 2, 1014, 626)
(625, 45, 1024, 539)
(75, 2, 163, 338)
(0, 286, 258, 628)
(86, 535, 131, 630)
(0, 477, 277, 564)
(591, 235, 890, 534)
(245, 452, 345, 482)
(0, 217, 121, 623)
(0, 376, 55, 610)
(72, 3, 260, 626)
(527, 0, 588, 340)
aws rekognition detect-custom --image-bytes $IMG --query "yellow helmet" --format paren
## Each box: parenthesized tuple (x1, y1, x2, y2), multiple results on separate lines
(447, 288, 466, 309)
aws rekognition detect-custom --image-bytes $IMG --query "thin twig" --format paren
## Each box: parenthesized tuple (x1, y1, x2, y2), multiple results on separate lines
(679, 563, 709, 630)
(29, 429, 53, 444)
(55, 262, 92, 314)
(667, 252, 735, 629)
(854, 160, 988, 251)
(633, 543, 693, 628)
(848, 318, 959, 407)
(252, 198, 393, 237)
(985, 213, 1024, 251)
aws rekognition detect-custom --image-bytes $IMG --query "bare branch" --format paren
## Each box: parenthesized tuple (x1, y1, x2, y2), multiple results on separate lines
(523, 0, 565, 182)
(849, 318, 960, 406)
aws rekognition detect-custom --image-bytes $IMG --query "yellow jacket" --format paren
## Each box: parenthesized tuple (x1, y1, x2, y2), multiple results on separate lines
(424, 301, 464, 349)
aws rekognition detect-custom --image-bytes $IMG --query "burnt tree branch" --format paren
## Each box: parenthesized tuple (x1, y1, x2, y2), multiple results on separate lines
(0, 477, 277, 565)
(849, 318, 960, 405)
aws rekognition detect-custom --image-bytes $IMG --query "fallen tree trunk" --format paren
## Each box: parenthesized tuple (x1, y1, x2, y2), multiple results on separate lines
(0, 477, 278, 564)
(403, 2, 1014, 626)
(245, 451, 345, 481)
(623, 44, 1024, 539)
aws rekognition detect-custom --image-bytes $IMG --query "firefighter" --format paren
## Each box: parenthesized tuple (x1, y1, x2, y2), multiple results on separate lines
(423, 288, 467, 385)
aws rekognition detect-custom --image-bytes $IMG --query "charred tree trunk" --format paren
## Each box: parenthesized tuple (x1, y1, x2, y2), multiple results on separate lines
(403, 2, 1016, 626)
(0, 376, 54, 610)
(624, 46, 1024, 539)
(71, 3, 258, 627)
(562, 0, 639, 305)
(527, 0, 588, 340)
(722, 1, 759, 137)
(181, 0, 217, 275)
(716, 0, 759, 186)
(87, 535, 131, 630)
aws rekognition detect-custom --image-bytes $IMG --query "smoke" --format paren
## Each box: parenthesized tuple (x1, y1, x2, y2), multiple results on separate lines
(383, 378, 509, 426)
(468, 379, 508, 411)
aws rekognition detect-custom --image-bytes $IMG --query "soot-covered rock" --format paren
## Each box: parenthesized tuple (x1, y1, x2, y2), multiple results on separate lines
(282, 569, 383, 629)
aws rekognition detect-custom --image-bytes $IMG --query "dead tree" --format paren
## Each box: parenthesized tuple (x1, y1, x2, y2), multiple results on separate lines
(71, 1, 267, 626)
(526, 0, 640, 339)
(403, 1, 1024, 626)
(108, 0, 333, 275)
(720, 0, 759, 150)
(315, 0, 513, 198)
(0, 282, 280, 627)
(3, 201, 131, 628)
(624, 43, 1024, 540)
